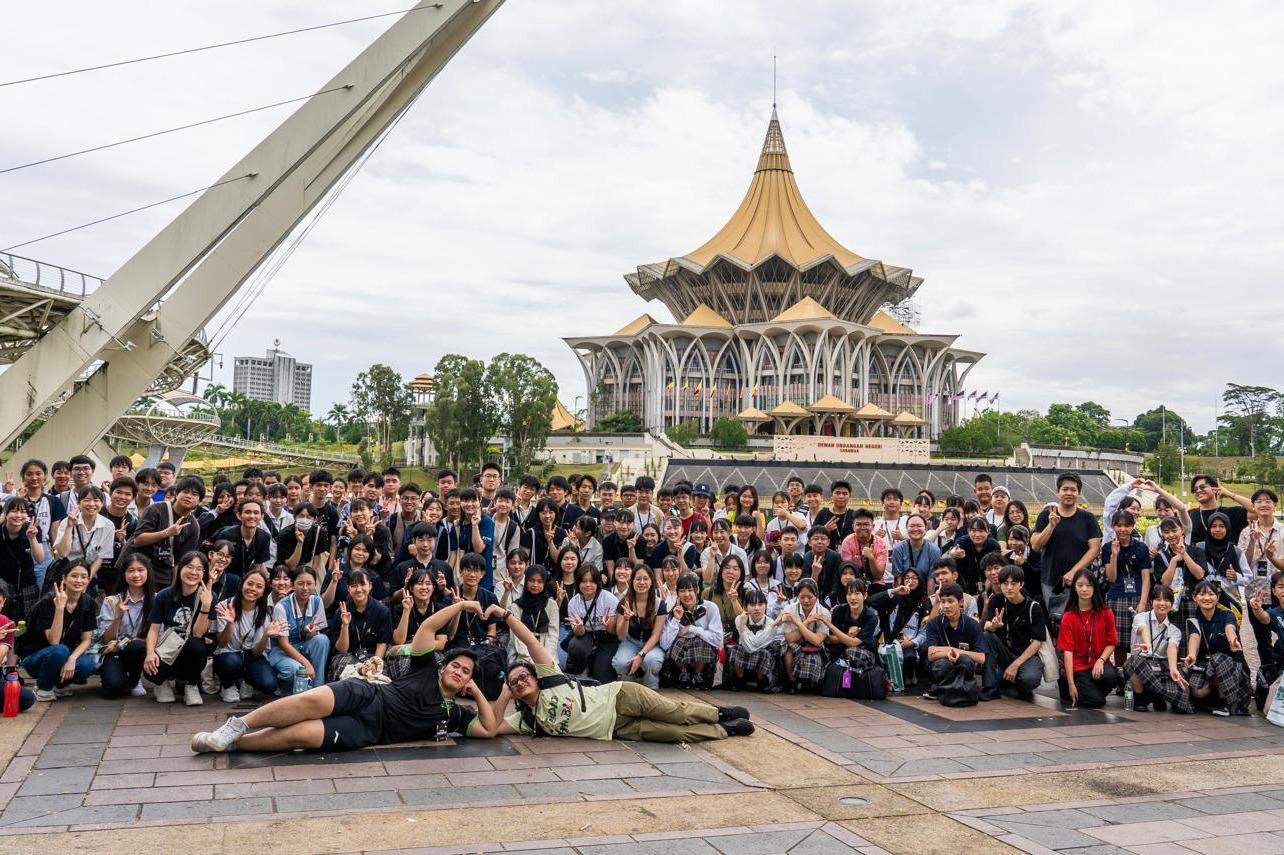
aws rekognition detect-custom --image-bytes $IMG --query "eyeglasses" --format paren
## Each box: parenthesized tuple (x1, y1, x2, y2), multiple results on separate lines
(507, 672, 532, 689)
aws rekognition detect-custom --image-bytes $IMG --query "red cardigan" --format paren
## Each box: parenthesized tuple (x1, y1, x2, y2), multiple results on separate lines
(1056, 607, 1117, 673)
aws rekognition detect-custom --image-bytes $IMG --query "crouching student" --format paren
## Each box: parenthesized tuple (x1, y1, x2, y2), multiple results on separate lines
(1184, 580, 1252, 716)
(980, 565, 1046, 701)
(823, 580, 879, 661)
(778, 577, 830, 693)
(0, 582, 36, 712)
(612, 564, 666, 688)
(496, 605, 754, 742)
(1122, 585, 1192, 713)
(144, 552, 214, 706)
(869, 570, 929, 685)
(661, 572, 722, 688)
(730, 588, 782, 692)
(266, 566, 330, 695)
(97, 553, 153, 699)
(921, 582, 986, 703)
(1057, 569, 1121, 708)
(191, 600, 499, 753)
(212, 571, 280, 702)
(1248, 573, 1284, 712)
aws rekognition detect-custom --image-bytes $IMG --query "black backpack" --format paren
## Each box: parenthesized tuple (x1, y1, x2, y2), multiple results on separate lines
(514, 671, 601, 737)
(937, 658, 980, 707)
(821, 648, 888, 700)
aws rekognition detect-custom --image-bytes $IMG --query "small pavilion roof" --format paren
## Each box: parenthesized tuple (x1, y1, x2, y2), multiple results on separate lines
(890, 410, 926, 426)
(736, 406, 770, 421)
(852, 402, 894, 419)
(867, 311, 915, 335)
(680, 303, 733, 328)
(767, 400, 810, 417)
(808, 394, 856, 413)
(613, 313, 657, 336)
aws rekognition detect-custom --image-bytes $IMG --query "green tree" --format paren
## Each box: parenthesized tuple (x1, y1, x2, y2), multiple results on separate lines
(1131, 406, 1190, 452)
(424, 355, 496, 470)
(1145, 441, 1181, 482)
(666, 420, 699, 446)
(1220, 383, 1280, 457)
(709, 417, 748, 449)
(485, 353, 558, 475)
(596, 409, 643, 433)
(1029, 403, 1099, 447)
(351, 364, 413, 460)
(1076, 401, 1111, 429)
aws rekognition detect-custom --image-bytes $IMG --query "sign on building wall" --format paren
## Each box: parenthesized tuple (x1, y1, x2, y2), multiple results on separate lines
(771, 435, 930, 464)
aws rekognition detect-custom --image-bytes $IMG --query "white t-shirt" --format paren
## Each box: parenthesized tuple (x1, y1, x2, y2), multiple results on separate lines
(65, 514, 117, 566)
(215, 598, 271, 654)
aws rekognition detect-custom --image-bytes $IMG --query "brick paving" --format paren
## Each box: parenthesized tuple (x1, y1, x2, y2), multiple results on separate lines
(689, 687, 1284, 782)
(0, 693, 753, 833)
(4, 682, 1284, 852)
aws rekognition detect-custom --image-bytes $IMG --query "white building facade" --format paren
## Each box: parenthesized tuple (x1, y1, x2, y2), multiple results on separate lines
(232, 342, 313, 410)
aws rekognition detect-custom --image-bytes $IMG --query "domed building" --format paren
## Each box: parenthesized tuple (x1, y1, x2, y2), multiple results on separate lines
(565, 110, 983, 439)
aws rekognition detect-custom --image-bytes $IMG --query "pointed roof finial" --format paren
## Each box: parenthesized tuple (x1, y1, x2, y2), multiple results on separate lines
(772, 53, 777, 110)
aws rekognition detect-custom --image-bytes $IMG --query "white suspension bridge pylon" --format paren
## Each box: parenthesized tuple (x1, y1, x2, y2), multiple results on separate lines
(0, 0, 504, 462)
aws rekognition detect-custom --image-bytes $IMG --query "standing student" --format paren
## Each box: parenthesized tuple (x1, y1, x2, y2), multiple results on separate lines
(54, 487, 116, 589)
(0, 497, 44, 622)
(874, 489, 908, 551)
(1187, 474, 1253, 544)
(213, 571, 280, 702)
(1101, 510, 1152, 665)
(97, 553, 154, 698)
(1032, 473, 1102, 619)
(1056, 569, 1121, 708)
(16, 562, 96, 701)
(131, 476, 205, 589)
(144, 551, 214, 705)
(890, 514, 941, 582)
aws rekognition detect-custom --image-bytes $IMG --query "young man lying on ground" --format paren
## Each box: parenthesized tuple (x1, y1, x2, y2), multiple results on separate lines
(491, 604, 754, 742)
(190, 599, 498, 752)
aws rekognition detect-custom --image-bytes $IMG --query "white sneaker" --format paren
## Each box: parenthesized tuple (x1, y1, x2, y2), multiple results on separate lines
(191, 716, 248, 753)
(183, 684, 204, 706)
(55, 686, 74, 698)
(220, 685, 240, 704)
(237, 681, 255, 701)
(34, 689, 57, 702)
(130, 680, 147, 698)
(154, 681, 176, 703)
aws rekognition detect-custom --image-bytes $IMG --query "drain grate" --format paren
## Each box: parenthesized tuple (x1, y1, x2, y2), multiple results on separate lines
(837, 795, 871, 806)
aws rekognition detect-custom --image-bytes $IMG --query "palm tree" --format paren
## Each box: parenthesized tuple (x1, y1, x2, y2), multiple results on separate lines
(203, 382, 231, 409)
(326, 403, 351, 429)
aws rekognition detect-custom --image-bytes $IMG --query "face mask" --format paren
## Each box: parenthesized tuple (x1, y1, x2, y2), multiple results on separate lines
(296, 519, 314, 533)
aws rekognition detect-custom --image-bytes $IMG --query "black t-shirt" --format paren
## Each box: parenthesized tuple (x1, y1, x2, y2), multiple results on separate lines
(329, 599, 392, 655)
(602, 532, 630, 567)
(148, 588, 207, 630)
(828, 603, 879, 649)
(213, 526, 272, 576)
(451, 589, 499, 644)
(617, 598, 668, 642)
(16, 595, 95, 657)
(1034, 507, 1102, 587)
(390, 558, 455, 598)
(955, 537, 1001, 594)
(133, 503, 201, 588)
(1189, 505, 1250, 545)
(376, 650, 476, 744)
(340, 524, 393, 576)
(276, 524, 333, 567)
(815, 508, 856, 542)
(982, 593, 1047, 653)
(103, 509, 137, 539)
(1190, 608, 1236, 658)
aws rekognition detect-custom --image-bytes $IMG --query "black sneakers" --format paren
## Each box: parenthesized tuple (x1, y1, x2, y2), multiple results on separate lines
(722, 718, 755, 736)
(716, 705, 750, 723)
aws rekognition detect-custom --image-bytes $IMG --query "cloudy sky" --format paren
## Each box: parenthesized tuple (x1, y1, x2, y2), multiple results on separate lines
(3, 1, 1281, 432)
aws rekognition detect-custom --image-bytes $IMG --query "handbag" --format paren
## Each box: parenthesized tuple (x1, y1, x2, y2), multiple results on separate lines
(1038, 628, 1060, 683)
(936, 658, 980, 707)
(821, 648, 888, 700)
(155, 594, 199, 665)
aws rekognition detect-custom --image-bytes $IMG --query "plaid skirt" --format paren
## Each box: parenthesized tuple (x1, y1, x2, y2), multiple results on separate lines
(787, 642, 827, 684)
(1122, 654, 1194, 713)
(731, 641, 781, 679)
(668, 633, 718, 667)
(1106, 594, 1140, 649)
(1186, 653, 1252, 715)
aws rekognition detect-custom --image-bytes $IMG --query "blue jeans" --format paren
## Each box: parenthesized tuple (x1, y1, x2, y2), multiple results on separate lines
(213, 651, 279, 695)
(22, 644, 95, 692)
(612, 637, 666, 689)
(267, 635, 330, 694)
(557, 624, 570, 669)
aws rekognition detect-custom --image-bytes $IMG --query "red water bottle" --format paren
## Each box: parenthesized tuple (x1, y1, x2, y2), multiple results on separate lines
(3, 669, 21, 718)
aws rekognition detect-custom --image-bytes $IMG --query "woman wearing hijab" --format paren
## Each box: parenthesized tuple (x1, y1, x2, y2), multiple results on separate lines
(509, 566, 559, 663)
(1188, 511, 1247, 625)
(868, 568, 930, 684)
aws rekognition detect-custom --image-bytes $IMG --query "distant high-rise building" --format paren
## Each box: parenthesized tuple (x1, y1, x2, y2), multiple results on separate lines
(233, 341, 312, 410)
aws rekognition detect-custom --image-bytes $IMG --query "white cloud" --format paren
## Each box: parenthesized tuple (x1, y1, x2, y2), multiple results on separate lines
(2, 0, 1282, 436)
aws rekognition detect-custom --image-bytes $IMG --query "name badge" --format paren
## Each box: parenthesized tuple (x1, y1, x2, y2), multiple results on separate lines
(1124, 575, 1137, 594)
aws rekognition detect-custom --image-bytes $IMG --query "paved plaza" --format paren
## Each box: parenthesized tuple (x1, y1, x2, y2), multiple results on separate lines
(3, 684, 1284, 854)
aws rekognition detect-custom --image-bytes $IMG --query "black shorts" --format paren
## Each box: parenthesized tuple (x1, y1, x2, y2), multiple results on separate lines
(321, 679, 385, 751)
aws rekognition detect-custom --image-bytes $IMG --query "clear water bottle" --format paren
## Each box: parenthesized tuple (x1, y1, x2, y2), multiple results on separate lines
(293, 666, 310, 695)
(1123, 684, 1134, 711)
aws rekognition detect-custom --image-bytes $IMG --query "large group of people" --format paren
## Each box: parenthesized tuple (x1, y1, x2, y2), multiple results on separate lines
(1, 455, 1280, 749)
